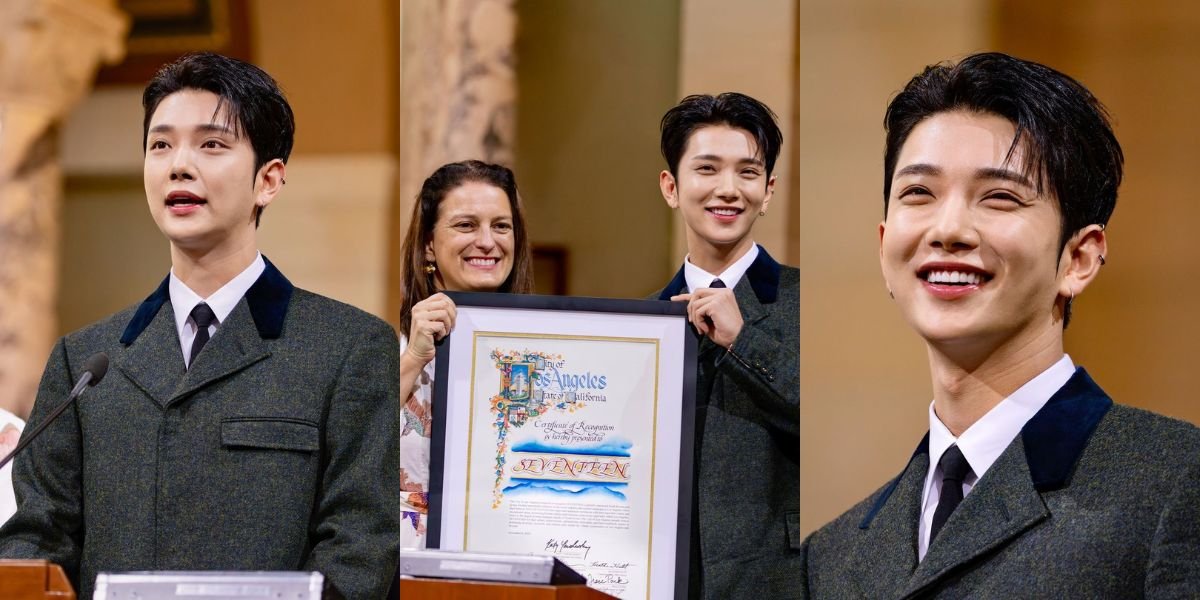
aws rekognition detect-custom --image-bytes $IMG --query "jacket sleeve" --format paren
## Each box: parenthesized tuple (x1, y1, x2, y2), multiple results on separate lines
(0, 338, 85, 582)
(303, 320, 401, 600)
(1145, 457, 1200, 597)
(715, 312, 799, 437)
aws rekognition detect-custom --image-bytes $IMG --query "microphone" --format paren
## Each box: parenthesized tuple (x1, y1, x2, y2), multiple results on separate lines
(0, 352, 108, 471)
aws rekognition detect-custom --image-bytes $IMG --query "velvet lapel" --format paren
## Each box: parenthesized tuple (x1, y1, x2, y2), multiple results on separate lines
(901, 436, 1049, 598)
(167, 299, 269, 406)
(118, 297, 185, 407)
(850, 444, 928, 598)
(117, 258, 294, 409)
(657, 266, 687, 300)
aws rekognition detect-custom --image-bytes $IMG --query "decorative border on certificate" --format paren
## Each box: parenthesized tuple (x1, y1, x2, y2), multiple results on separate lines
(428, 293, 696, 600)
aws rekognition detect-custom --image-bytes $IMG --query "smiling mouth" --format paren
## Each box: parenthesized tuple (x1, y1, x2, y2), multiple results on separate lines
(706, 207, 743, 217)
(466, 257, 499, 267)
(920, 269, 992, 286)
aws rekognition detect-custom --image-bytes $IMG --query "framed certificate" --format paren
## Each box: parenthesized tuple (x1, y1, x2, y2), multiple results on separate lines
(427, 292, 697, 600)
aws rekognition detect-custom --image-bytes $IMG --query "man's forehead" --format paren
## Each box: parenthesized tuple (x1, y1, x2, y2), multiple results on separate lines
(683, 124, 763, 162)
(149, 89, 241, 133)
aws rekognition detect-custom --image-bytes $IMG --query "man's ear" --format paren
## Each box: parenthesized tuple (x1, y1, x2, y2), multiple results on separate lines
(254, 159, 286, 209)
(1058, 224, 1107, 299)
(760, 174, 776, 215)
(659, 170, 679, 209)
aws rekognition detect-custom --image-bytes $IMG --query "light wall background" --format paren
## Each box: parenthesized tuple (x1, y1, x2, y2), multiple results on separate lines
(801, 0, 1200, 536)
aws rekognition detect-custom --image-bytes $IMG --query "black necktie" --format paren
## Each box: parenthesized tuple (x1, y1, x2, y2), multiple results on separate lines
(929, 444, 973, 543)
(709, 278, 726, 289)
(189, 303, 217, 367)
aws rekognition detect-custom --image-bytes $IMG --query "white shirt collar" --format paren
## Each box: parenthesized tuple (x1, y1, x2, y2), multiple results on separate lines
(169, 253, 266, 341)
(683, 243, 759, 292)
(926, 354, 1076, 481)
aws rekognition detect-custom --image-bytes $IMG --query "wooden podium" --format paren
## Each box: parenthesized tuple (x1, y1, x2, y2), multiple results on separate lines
(0, 560, 75, 600)
(399, 577, 617, 599)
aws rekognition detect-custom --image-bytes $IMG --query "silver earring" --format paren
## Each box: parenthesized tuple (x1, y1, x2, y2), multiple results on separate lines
(759, 211, 766, 216)
(1098, 255, 1106, 266)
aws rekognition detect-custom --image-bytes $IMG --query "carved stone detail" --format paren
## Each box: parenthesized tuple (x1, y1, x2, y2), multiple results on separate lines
(0, 0, 127, 417)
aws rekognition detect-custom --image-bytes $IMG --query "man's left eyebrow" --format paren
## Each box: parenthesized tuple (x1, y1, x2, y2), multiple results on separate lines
(197, 123, 235, 135)
(976, 167, 1033, 187)
(690, 154, 764, 166)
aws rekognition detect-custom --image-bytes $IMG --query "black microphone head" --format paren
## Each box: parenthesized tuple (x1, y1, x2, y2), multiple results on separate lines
(83, 352, 109, 386)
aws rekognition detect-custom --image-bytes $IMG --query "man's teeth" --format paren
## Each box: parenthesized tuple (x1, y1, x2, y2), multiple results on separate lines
(709, 208, 739, 216)
(926, 270, 983, 285)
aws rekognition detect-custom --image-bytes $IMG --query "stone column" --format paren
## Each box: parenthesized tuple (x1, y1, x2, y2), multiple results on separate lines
(0, 0, 126, 418)
(397, 0, 517, 238)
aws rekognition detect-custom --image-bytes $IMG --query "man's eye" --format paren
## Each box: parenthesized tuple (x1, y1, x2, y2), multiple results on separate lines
(201, 140, 226, 149)
(982, 192, 1026, 207)
(898, 186, 932, 201)
(696, 165, 716, 173)
(149, 140, 168, 150)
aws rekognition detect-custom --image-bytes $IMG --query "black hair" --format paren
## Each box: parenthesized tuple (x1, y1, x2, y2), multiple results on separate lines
(142, 52, 295, 226)
(883, 52, 1123, 254)
(660, 92, 783, 179)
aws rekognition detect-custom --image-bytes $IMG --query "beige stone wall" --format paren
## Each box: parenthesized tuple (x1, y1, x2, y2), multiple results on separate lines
(514, 0, 681, 298)
(0, 0, 127, 418)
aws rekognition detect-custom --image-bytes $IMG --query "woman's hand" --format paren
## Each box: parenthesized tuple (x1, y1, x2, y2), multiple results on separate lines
(406, 292, 457, 365)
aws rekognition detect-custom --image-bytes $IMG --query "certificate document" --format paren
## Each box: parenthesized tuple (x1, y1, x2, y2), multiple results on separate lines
(429, 294, 695, 600)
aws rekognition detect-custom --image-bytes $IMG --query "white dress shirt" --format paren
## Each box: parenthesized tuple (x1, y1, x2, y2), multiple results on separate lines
(169, 253, 266, 368)
(683, 243, 759, 293)
(918, 354, 1076, 560)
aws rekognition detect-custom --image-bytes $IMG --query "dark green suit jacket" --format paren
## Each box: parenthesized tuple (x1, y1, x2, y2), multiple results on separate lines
(658, 246, 800, 600)
(0, 259, 400, 600)
(802, 369, 1200, 598)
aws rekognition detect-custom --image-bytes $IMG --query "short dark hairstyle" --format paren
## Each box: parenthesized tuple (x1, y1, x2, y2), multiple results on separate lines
(399, 160, 534, 338)
(142, 52, 296, 226)
(660, 92, 783, 179)
(883, 52, 1124, 254)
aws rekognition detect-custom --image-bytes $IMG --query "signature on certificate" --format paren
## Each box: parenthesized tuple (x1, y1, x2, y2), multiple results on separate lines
(544, 537, 593, 560)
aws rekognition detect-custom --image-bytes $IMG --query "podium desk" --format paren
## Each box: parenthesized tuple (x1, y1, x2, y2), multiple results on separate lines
(0, 559, 75, 600)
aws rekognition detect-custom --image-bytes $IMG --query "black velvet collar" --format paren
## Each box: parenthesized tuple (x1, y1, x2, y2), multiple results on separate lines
(859, 367, 1113, 529)
(120, 256, 294, 345)
(657, 244, 782, 303)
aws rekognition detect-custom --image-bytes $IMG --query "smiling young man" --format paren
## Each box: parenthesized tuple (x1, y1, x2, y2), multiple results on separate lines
(801, 53, 1200, 598)
(655, 93, 800, 599)
(0, 53, 399, 599)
